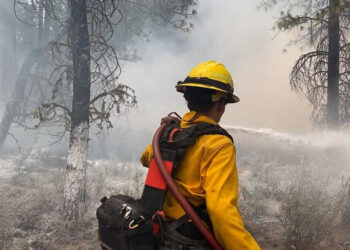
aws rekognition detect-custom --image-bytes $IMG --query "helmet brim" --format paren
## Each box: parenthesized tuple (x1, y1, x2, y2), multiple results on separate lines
(227, 94, 240, 103)
(176, 83, 240, 103)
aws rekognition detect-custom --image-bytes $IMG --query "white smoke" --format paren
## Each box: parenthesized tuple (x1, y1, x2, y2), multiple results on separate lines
(119, 0, 312, 133)
(224, 125, 350, 149)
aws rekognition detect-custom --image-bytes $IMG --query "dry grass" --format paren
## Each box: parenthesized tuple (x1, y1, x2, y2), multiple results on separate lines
(279, 182, 333, 249)
(236, 132, 350, 250)
(0, 151, 147, 250)
(1, 133, 350, 250)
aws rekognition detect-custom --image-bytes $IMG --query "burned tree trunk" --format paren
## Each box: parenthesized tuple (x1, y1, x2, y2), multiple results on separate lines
(64, 0, 91, 220)
(327, 0, 340, 128)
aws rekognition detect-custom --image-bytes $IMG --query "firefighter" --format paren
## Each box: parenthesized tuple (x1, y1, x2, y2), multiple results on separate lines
(140, 60, 260, 250)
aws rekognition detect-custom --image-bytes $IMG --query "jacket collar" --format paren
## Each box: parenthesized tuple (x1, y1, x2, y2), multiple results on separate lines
(180, 111, 218, 128)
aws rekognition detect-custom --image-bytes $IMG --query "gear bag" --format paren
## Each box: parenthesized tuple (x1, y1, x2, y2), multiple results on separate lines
(96, 115, 233, 250)
(97, 195, 155, 250)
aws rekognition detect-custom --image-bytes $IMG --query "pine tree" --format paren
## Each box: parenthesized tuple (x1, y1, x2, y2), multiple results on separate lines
(262, 0, 350, 128)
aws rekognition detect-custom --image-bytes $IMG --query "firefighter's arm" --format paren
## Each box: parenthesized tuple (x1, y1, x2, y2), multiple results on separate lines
(140, 144, 153, 167)
(204, 142, 260, 250)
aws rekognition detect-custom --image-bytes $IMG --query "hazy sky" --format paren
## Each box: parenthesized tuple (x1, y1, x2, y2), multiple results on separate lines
(120, 0, 312, 133)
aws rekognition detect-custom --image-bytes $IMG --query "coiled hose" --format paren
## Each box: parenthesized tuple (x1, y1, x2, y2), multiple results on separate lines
(152, 123, 223, 250)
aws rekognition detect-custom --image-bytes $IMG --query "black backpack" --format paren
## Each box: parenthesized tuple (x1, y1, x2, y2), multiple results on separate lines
(96, 117, 233, 250)
(97, 195, 154, 250)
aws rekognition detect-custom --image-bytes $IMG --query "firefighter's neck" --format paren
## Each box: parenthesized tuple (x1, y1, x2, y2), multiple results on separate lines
(201, 100, 226, 123)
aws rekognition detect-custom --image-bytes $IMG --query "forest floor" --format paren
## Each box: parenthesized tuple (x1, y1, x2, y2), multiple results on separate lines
(1, 130, 350, 250)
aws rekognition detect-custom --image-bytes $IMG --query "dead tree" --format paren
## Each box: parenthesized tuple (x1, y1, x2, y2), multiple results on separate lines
(13, 0, 198, 219)
(63, 0, 91, 219)
(0, 48, 45, 150)
(0, 0, 54, 150)
(327, 0, 340, 127)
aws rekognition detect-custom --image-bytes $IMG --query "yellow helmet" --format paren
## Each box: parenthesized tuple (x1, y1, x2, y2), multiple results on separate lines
(176, 60, 240, 103)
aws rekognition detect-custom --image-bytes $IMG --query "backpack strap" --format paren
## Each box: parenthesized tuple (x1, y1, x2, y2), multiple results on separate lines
(140, 117, 233, 215)
(173, 122, 233, 147)
(167, 203, 208, 232)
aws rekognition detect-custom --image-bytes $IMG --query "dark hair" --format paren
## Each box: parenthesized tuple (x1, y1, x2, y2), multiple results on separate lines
(184, 87, 217, 113)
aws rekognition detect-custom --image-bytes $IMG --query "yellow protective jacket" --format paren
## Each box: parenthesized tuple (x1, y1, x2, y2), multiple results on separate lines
(140, 111, 260, 250)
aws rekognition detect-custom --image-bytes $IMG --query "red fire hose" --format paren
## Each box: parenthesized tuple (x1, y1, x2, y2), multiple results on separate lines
(152, 123, 224, 250)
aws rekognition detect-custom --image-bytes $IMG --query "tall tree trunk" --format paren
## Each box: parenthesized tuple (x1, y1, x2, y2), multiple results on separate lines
(327, 0, 340, 128)
(64, 0, 91, 220)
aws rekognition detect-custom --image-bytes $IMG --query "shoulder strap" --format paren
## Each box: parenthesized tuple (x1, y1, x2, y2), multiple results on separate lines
(163, 122, 233, 149)
(140, 117, 234, 215)
(184, 122, 233, 143)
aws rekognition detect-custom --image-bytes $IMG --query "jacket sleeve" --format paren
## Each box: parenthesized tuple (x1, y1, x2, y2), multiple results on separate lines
(140, 144, 153, 167)
(204, 142, 260, 250)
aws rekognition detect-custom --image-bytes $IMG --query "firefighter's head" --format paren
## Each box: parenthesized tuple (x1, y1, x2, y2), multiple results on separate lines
(176, 60, 239, 121)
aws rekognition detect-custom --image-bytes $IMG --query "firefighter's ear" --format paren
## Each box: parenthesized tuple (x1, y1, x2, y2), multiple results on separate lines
(217, 99, 226, 113)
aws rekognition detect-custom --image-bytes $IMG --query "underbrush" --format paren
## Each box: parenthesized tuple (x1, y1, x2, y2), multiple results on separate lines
(279, 181, 333, 249)
(1, 135, 350, 250)
(0, 152, 145, 249)
(338, 177, 350, 226)
(237, 138, 350, 250)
